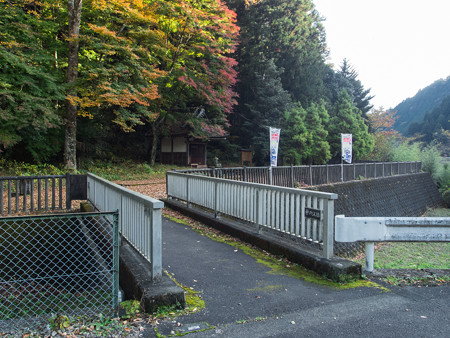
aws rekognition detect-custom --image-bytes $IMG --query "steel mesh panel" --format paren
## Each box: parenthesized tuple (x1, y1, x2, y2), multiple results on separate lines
(0, 212, 118, 334)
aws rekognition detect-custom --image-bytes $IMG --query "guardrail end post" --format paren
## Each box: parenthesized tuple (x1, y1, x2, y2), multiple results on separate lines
(323, 199, 335, 259)
(151, 206, 163, 283)
(364, 242, 375, 273)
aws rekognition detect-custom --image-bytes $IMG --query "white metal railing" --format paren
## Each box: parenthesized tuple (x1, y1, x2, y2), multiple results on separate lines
(335, 215, 450, 271)
(175, 161, 422, 187)
(167, 171, 338, 258)
(87, 173, 164, 281)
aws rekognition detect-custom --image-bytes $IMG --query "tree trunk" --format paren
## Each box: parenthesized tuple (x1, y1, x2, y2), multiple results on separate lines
(150, 115, 166, 165)
(150, 123, 159, 166)
(65, 0, 83, 171)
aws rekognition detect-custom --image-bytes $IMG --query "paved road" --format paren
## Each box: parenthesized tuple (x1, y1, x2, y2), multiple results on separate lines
(152, 217, 449, 337)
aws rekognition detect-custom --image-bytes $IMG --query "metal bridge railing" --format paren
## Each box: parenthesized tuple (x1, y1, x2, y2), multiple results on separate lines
(0, 174, 87, 216)
(175, 161, 422, 187)
(0, 211, 119, 335)
(87, 173, 163, 281)
(167, 171, 338, 258)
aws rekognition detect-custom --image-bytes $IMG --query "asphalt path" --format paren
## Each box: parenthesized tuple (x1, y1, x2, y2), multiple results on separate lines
(153, 217, 449, 337)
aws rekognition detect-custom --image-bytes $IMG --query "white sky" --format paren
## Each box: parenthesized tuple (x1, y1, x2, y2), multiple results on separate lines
(313, 0, 450, 109)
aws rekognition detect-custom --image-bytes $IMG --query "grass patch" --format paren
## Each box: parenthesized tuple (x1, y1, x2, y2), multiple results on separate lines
(423, 207, 450, 217)
(367, 242, 449, 269)
(385, 275, 450, 286)
(350, 208, 450, 270)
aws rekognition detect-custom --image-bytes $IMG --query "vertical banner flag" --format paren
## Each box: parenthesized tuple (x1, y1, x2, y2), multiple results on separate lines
(341, 133, 352, 164)
(270, 127, 281, 167)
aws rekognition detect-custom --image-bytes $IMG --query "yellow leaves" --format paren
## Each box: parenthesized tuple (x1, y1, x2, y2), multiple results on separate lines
(88, 23, 123, 41)
(78, 110, 94, 119)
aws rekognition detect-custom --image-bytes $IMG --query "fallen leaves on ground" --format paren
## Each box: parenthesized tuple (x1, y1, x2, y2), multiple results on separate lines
(116, 179, 167, 200)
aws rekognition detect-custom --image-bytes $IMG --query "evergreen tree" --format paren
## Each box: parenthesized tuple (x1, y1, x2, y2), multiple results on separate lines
(241, 59, 293, 165)
(230, 0, 329, 160)
(325, 59, 373, 117)
(237, 0, 327, 103)
(280, 103, 307, 165)
(280, 101, 331, 165)
(302, 101, 331, 164)
(328, 90, 373, 160)
(0, 1, 65, 162)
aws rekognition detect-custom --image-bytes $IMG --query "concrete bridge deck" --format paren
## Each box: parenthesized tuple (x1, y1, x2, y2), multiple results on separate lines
(145, 215, 450, 337)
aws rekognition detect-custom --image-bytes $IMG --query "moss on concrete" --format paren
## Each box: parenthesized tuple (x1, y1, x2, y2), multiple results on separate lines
(165, 215, 388, 291)
(164, 270, 205, 314)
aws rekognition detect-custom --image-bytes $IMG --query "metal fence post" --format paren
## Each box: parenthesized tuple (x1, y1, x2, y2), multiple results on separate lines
(309, 165, 313, 185)
(256, 189, 262, 233)
(243, 166, 247, 182)
(150, 206, 163, 282)
(112, 210, 120, 314)
(269, 166, 273, 186)
(290, 165, 294, 187)
(322, 198, 335, 259)
(214, 180, 219, 218)
(364, 242, 375, 272)
(166, 171, 170, 199)
(326, 164, 329, 183)
(186, 175, 190, 208)
(66, 173, 72, 210)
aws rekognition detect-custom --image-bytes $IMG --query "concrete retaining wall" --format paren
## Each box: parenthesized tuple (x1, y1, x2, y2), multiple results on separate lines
(311, 172, 445, 256)
(312, 172, 444, 217)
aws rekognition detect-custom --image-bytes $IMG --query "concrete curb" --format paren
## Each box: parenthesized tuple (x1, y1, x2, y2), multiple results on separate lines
(163, 199, 361, 281)
(119, 239, 186, 313)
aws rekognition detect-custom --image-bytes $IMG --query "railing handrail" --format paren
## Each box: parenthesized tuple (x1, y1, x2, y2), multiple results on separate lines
(0, 174, 66, 180)
(87, 173, 163, 281)
(168, 171, 338, 200)
(173, 161, 422, 188)
(87, 173, 163, 209)
(175, 161, 421, 171)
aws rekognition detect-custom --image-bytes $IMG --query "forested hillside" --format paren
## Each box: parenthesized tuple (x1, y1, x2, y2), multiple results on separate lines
(1, 0, 375, 168)
(407, 95, 450, 151)
(393, 77, 450, 135)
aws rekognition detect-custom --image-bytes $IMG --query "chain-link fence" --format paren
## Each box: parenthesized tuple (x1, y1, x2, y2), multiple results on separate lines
(0, 211, 119, 334)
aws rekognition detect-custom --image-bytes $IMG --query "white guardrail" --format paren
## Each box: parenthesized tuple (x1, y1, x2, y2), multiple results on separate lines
(335, 215, 450, 272)
(167, 171, 338, 258)
(87, 173, 164, 281)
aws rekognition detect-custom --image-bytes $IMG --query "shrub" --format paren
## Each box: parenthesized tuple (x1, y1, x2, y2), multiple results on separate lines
(420, 145, 441, 179)
(442, 189, 450, 207)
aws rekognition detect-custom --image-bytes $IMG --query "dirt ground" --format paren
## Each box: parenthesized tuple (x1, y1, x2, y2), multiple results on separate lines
(115, 179, 167, 200)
